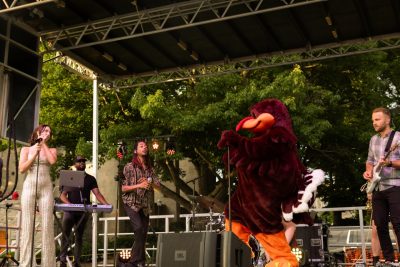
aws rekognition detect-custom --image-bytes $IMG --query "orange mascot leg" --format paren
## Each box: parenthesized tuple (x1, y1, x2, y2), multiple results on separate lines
(225, 219, 253, 257)
(255, 231, 298, 267)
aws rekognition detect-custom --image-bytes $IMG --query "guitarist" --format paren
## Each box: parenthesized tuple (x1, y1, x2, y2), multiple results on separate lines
(363, 107, 400, 266)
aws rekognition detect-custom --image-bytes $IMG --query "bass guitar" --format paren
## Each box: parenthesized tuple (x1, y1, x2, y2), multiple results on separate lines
(366, 141, 400, 193)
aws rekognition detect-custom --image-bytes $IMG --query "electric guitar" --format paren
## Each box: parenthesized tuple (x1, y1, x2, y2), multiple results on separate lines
(366, 141, 400, 193)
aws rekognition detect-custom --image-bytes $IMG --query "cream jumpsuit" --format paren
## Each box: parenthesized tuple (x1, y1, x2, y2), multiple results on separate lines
(19, 153, 55, 267)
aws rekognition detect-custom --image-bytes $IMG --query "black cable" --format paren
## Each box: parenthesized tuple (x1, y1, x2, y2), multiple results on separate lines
(0, 117, 19, 202)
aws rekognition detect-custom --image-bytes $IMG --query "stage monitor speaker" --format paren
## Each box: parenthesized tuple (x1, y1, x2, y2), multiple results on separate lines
(219, 231, 252, 267)
(156, 232, 218, 267)
(295, 224, 324, 265)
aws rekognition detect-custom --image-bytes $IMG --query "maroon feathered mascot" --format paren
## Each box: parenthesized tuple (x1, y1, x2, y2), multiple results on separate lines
(218, 98, 324, 267)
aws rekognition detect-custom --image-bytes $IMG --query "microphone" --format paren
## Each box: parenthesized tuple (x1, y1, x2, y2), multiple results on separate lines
(34, 138, 43, 144)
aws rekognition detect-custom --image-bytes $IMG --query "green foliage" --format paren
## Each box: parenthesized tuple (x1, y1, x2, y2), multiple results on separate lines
(40, 54, 93, 168)
(0, 139, 8, 151)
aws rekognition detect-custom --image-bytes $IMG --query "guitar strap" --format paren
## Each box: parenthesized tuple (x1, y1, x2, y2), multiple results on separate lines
(384, 130, 396, 155)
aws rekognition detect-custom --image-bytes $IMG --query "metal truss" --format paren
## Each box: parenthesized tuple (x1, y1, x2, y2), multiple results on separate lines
(0, 0, 57, 14)
(53, 52, 96, 80)
(41, 0, 327, 52)
(99, 35, 400, 88)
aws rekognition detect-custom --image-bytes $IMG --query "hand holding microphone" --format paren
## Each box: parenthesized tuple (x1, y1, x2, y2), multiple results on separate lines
(33, 142, 41, 155)
(138, 177, 151, 190)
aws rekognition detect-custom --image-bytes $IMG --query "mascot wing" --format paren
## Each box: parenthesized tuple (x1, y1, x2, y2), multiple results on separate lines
(282, 169, 325, 222)
(293, 169, 325, 213)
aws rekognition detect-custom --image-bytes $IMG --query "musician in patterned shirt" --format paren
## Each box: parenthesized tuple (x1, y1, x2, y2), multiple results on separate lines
(363, 107, 400, 266)
(122, 140, 160, 267)
(59, 156, 109, 267)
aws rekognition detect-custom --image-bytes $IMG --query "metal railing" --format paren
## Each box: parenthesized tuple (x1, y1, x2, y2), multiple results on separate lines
(98, 206, 371, 267)
(1, 204, 374, 266)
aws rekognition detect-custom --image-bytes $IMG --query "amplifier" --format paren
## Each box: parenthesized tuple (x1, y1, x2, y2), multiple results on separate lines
(156, 232, 217, 267)
(294, 224, 324, 265)
(155, 231, 251, 267)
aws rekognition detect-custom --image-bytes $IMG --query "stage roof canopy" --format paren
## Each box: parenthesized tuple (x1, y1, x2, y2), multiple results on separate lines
(3, 0, 400, 83)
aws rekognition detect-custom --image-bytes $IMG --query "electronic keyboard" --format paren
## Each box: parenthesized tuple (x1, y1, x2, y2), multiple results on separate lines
(54, 203, 113, 213)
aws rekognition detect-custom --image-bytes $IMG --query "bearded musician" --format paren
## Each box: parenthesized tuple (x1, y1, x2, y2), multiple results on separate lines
(363, 107, 400, 266)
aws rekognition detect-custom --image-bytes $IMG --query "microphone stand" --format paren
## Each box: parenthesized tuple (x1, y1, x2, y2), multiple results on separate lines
(113, 165, 122, 266)
(114, 143, 126, 266)
(30, 152, 40, 267)
(186, 179, 198, 232)
(227, 146, 232, 232)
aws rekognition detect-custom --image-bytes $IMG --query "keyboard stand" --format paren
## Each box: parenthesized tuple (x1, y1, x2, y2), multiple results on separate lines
(54, 201, 90, 265)
(53, 188, 89, 266)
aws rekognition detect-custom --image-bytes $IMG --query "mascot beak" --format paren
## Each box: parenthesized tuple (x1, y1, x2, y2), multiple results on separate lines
(236, 113, 275, 133)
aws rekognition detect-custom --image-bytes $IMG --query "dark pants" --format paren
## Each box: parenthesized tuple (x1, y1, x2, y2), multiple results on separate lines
(372, 186, 400, 262)
(59, 211, 89, 264)
(124, 204, 149, 266)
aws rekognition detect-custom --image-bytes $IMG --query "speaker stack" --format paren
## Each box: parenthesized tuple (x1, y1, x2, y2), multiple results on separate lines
(294, 224, 325, 266)
(155, 231, 252, 267)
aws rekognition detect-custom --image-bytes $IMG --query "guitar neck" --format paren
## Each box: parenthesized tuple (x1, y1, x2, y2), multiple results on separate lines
(382, 143, 399, 161)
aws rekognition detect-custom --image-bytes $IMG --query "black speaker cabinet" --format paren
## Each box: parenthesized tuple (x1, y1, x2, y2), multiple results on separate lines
(295, 224, 324, 265)
(156, 232, 218, 267)
(219, 231, 252, 267)
(156, 231, 252, 267)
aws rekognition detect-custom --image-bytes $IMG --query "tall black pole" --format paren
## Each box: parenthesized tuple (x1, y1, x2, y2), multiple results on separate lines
(113, 142, 126, 266)
(30, 154, 40, 267)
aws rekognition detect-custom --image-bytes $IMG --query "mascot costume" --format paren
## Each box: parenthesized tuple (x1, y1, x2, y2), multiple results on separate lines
(218, 98, 324, 267)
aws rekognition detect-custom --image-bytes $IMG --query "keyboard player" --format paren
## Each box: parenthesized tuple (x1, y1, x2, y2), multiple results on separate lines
(58, 156, 109, 267)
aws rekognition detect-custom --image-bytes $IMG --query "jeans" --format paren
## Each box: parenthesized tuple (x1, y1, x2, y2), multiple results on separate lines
(123, 205, 149, 266)
(59, 211, 89, 264)
(372, 186, 400, 262)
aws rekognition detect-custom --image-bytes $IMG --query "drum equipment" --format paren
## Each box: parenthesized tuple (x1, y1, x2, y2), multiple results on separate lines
(206, 213, 225, 232)
(188, 195, 225, 213)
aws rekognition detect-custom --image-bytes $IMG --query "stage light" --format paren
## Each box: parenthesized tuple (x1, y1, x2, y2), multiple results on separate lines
(118, 63, 127, 71)
(177, 39, 188, 51)
(102, 52, 114, 62)
(152, 140, 160, 150)
(166, 141, 176, 155)
(325, 16, 333, 26)
(118, 249, 131, 263)
(291, 247, 304, 263)
(190, 51, 199, 61)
